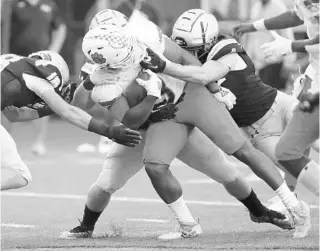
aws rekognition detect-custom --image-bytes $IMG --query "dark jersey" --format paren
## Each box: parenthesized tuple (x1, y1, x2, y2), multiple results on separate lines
(206, 35, 277, 127)
(10, 0, 63, 56)
(1, 54, 64, 116)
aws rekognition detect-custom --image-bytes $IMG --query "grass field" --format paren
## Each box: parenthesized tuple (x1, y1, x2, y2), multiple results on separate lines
(1, 119, 319, 251)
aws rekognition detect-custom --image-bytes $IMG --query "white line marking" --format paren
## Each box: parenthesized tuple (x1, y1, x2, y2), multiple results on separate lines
(126, 218, 170, 223)
(2, 223, 36, 228)
(1, 192, 319, 209)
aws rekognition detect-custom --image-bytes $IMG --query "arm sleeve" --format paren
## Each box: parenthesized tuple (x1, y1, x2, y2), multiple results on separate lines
(22, 73, 54, 96)
(216, 53, 247, 71)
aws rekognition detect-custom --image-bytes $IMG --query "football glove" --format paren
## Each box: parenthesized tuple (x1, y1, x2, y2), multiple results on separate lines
(140, 48, 167, 73)
(135, 69, 163, 99)
(107, 125, 142, 147)
(213, 87, 237, 110)
(261, 31, 293, 61)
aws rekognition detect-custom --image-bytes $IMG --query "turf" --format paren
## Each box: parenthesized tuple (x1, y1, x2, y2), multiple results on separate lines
(1, 119, 319, 251)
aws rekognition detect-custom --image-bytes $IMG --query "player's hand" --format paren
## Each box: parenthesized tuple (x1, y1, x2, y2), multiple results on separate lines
(213, 87, 237, 110)
(261, 31, 293, 61)
(136, 69, 163, 99)
(232, 23, 256, 40)
(61, 80, 78, 103)
(107, 125, 142, 147)
(149, 103, 178, 123)
(299, 92, 319, 113)
(140, 48, 167, 73)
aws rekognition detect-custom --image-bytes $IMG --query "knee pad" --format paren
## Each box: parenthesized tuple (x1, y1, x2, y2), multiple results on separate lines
(213, 159, 240, 185)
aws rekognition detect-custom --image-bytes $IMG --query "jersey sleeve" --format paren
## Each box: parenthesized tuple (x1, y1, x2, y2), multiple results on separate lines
(22, 73, 54, 96)
(216, 53, 247, 71)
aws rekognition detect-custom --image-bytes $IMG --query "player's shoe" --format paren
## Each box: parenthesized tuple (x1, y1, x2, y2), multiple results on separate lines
(268, 196, 287, 213)
(249, 208, 294, 230)
(157, 220, 202, 240)
(60, 222, 94, 239)
(31, 143, 47, 156)
(288, 200, 311, 238)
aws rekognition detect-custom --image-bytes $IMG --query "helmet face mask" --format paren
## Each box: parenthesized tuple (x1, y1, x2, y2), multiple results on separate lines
(294, 0, 320, 23)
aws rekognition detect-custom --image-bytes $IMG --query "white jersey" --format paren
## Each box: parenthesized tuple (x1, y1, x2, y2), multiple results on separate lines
(89, 21, 186, 107)
(293, 0, 319, 92)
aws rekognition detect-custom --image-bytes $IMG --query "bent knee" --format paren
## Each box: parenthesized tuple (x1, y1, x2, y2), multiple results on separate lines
(233, 141, 255, 159)
(145, 163, 169, 177)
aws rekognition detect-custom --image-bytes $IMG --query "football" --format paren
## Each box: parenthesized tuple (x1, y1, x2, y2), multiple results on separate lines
(123, 71, 149, 107)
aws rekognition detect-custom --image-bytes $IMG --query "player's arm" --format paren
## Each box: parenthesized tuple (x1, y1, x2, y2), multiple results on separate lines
(110, 95, 157, 130)
(292, 35, 319, 53)
(23, 74, 141, 146)
(71, 76, 95, 111)
(233, 10, 303, 38)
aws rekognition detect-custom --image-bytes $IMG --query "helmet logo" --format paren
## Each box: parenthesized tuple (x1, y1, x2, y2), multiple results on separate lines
(90, 52, 106, 64)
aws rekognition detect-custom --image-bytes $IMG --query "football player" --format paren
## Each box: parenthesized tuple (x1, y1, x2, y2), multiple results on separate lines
(0, 51, 141, 191)
(135, 10, 311, 238)
(60, 10, 289, 240)
(232, 0, 319, 220)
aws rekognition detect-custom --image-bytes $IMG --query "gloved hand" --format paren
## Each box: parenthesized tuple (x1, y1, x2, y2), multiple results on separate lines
(261, 31, 293, 61)
(136, 69, 163, 99)
(140, 47, 167, 73)
(213, 87, 237, 110)
(149, 103, 178, 123)
(61, 80, 77, 103)
(107, 125, 142, 147)
(232, 22, 256, 40)
(299, 92, 319, 113)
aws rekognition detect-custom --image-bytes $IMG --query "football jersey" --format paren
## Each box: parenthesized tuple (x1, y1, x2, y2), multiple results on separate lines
(1, 54, 63, 115)
(206, 35, 277, 127)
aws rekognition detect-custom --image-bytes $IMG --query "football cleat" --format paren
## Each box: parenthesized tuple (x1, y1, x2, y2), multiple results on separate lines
(60, 222, 94, 239)
(157, 220, 202, 240)
(250, 208, 294, 230)
(289, 200, 311, 238)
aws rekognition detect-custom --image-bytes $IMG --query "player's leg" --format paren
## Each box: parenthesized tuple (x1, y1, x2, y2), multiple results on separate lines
(276, 105, 320, 197)
(61, 134, 146, 238)
(1, 125, 32, 190)
(177, 129, 291, 230)
(31, 116, 49, 156)
(143, 121, 201, 239)
(175, 84, 310, 237)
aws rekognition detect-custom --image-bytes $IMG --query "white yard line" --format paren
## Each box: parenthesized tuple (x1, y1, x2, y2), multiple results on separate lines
(1, 223, 37, 228)
(126, 218, 170, 223)
(2, 191, 319, 209)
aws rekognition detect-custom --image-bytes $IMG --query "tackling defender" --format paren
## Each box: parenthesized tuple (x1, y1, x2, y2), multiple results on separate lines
(0, 51, 141, 191)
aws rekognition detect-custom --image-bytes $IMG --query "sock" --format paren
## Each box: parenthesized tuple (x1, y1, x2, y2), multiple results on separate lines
(276, 181, 299, 209)
(82, 205, 102, 228)
(239, 190, 266, 217)
(167, 196, 196, 225)
(297, 161, 320, 196)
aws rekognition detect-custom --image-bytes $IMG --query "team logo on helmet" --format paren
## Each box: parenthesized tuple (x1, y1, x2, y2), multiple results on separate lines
(90, 52, 107, 64)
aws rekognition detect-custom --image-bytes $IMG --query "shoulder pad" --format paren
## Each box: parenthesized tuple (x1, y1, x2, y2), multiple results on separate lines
(207, 37, 244, 61)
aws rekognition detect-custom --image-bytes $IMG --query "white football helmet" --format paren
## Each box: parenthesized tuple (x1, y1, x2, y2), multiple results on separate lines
(172, 9, 219, 56)
(82, 25, 146, 70)
(28, 50, 70, 84)
(89, 9, 128, 30)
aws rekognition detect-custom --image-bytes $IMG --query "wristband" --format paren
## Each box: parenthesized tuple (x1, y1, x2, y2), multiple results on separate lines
(83, 76, 94, 90)
(88, 118, 109, 136)
(253, 19, 267, 31)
